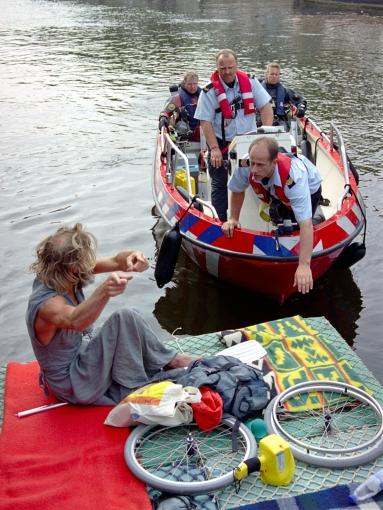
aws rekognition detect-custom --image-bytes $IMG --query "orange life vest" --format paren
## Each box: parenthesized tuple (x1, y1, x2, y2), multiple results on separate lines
(210, 70, 256, 119)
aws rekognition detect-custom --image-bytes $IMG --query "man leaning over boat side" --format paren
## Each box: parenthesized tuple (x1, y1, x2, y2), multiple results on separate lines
(25, 223, 195, 406)
(222, 137, 322, 294)
(194, 49, 274, 222)
(158, 70, 201, 142)
(259, 62, 307, 128)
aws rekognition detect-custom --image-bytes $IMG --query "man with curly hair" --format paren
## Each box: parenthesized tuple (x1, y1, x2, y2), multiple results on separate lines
(26, 223, 194, 405)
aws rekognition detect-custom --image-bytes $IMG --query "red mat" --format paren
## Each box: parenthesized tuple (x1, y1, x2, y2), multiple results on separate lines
(0, 361, 151, 510)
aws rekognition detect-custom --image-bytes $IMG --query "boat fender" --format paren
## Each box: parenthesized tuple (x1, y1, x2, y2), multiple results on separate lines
(154, 224, 183, 288)
(333, 242, 366, 270)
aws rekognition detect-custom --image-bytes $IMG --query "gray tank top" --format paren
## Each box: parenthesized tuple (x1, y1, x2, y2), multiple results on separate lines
(26, 278, 89, 401)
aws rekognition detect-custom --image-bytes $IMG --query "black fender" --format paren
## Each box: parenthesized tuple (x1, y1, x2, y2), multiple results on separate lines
(154, 224, 183, 288)
(333, 242, 366, 270)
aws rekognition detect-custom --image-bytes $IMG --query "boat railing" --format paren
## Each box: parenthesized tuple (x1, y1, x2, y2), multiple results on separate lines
(161, 130, 194, 196)
(304, 119, 351, 212)
(193, 197, 218, 218)
(161, 130, 218, 218)
(329, 122, 351, 211)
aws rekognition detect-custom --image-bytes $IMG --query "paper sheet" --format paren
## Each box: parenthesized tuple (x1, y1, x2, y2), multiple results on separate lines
(217, 340, 267, 365)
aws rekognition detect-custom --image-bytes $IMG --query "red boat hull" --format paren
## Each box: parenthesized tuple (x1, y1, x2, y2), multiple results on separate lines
(153, 118, 366, 302)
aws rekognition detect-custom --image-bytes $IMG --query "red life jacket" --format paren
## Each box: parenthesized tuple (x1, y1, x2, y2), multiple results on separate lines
(249, 153, 292, 207)
(210, 70, 256, 119)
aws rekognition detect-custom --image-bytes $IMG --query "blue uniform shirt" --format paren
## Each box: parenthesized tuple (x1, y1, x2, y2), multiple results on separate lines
(194, 75, 271, 142)
(228, 155, 322, 223)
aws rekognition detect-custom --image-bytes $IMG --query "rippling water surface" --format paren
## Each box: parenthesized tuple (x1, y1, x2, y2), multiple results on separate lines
(1, 0, 382, 381)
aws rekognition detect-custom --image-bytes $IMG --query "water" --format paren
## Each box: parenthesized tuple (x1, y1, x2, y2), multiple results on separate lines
(1, 0, 382, 382)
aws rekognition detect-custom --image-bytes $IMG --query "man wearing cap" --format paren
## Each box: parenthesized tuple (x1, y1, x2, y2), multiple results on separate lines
(194, 49, 273, 221)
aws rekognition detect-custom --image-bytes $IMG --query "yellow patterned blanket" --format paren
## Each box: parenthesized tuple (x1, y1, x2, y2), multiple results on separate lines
(239, 315, 369, 409)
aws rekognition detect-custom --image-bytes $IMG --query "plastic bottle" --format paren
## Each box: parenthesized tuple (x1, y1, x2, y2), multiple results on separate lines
(349, 469, 383, 504)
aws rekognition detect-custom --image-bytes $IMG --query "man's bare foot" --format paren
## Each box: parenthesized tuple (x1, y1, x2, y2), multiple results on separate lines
(166, 353, 200, 369)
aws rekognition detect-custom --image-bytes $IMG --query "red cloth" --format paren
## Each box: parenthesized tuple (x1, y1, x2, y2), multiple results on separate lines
(0, 361, 151, 510)
(191, 385, 223, 431)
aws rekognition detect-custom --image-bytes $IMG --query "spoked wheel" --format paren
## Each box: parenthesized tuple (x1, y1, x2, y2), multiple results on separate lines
(124, 417, 257, 495)
(264, 380, 383, 468)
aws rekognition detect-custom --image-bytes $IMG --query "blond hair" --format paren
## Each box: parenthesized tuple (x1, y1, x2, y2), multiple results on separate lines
(30, 223, 97, 293)
(265, 62, 281, 78)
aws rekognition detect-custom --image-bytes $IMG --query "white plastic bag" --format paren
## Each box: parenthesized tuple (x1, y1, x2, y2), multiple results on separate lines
(104, 381, 201, 428)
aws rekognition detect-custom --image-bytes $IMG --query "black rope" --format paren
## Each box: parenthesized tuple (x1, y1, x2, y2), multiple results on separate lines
(347, 185, 367, 246)
(177, 195, 199, 226)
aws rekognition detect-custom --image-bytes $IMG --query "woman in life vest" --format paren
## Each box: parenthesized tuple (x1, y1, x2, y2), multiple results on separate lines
(158, 71, 201, 141)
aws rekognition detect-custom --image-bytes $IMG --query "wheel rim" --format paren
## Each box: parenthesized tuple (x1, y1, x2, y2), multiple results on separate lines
(264, 381, 383, 468)
(124, 417, 257, 495)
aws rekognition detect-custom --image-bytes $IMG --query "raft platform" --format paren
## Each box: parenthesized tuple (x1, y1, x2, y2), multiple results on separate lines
(1, 315, 383, 509)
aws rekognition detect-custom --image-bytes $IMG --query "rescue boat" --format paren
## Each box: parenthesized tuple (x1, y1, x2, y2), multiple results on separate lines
(152, 118, 366, 303)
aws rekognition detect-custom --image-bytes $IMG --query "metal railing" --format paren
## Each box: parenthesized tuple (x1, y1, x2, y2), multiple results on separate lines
(329, 122, 351, 211)
(160, 128, 218, 219)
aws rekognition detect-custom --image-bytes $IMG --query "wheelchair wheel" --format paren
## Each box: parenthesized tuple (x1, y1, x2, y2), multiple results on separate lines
(124, 417, 257, 495)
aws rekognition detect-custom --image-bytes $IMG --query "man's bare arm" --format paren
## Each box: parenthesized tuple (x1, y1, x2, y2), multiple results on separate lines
(259, 102, 274, 126)
(294, 218, 314, 293)
(222, 191, 245, 238)
(200, 120, 223, 168)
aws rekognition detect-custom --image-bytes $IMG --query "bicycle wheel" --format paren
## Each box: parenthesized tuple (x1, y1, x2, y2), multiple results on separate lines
(124, 417, 257, 495)
(264, 380, 383, 468)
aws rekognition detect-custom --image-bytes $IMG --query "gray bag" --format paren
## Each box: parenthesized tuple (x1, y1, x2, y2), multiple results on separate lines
(174, 355, 270, 420)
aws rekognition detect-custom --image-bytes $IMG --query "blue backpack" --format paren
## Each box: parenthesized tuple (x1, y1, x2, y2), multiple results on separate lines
(175, 355, 270, 420)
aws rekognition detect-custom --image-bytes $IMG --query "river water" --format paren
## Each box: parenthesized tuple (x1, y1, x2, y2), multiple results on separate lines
(1, 0, 382, 381)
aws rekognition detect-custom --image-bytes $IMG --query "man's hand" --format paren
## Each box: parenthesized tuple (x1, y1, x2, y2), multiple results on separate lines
(222, 219, 240, 238)
(210, 147, 223, 168)
(293, 263, 313, 294)
(126, 251, 149, 272)
(103, 272, 132, 297)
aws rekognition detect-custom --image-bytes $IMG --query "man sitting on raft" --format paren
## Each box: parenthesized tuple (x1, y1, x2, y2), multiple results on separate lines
(26, 223, 194, 405)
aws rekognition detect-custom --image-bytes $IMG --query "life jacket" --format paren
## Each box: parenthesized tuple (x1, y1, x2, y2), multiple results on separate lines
(210, 70, 255, 119)
(178, 86, 201, 130)
(249, 153, 292, 207)
(261, 80, 286, 117)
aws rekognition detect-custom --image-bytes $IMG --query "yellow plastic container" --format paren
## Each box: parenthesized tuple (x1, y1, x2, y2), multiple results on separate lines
(258, 434, 295, 486)
(175, 170, 196, 195)
(233, 433, 295, 486)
